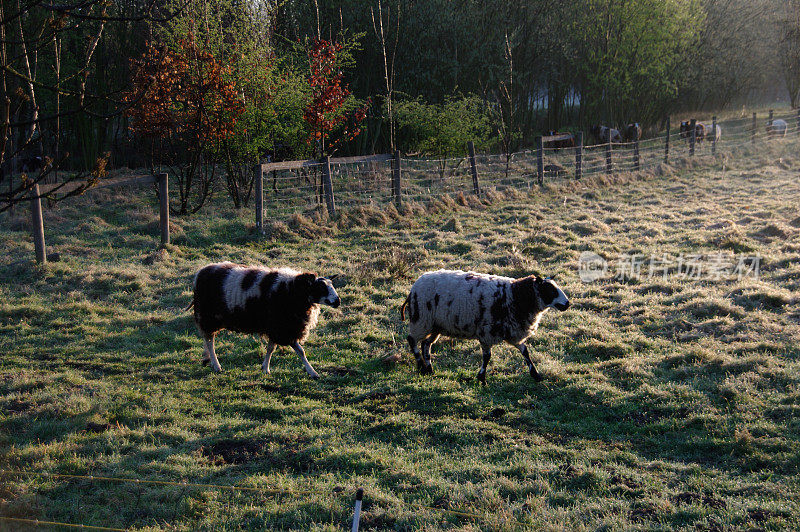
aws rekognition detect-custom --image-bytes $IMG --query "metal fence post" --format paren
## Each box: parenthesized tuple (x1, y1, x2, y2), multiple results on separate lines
(605, 134, 612, 174)
(157, 173, 170, 246)
(535, 136, 544, 185)
(392, 150, 402, 207)
(255, 164, 264, 234)
(322, 156, 336, 216)
(634, 138, 640, 171)
(711, 116, 717, 155)
(689, 118, 696, 156)
(665, 117, 671, 164)
(30, 184, 46, 263)
(575, 131, 583, 179)
(467, 141, 480, 194)
(752, 112, 757, 144)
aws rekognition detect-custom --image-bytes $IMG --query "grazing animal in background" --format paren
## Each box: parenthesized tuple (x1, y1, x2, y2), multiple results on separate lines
(680, 121, 706, 142)
(191, 262, 340, 378)
(708, 124, 722, 142)
(400, 270, 570, 384)
(589, 125, 622, 144)
(21, 156, 43, 173)
(544, 163, 567, 177)
(767, 119, 787, 138)
(623, 123, 642, 142)
(543, 131, 576, 149)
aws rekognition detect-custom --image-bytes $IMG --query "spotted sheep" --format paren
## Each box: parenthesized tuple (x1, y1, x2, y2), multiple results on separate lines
(400, 270, 570, 384)
(191, 262, 340, 378)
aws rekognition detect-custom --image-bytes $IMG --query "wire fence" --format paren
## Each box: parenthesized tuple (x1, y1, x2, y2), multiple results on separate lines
(255, 109, 800, 222)
(0, 468, 489, 530)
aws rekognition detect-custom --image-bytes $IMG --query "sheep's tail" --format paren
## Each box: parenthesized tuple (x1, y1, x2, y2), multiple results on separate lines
(400, 294, 410, 321)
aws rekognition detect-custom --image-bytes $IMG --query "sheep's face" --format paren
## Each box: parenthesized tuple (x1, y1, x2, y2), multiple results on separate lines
(537, 277, 570, 312)
(311, 277, 341, 308)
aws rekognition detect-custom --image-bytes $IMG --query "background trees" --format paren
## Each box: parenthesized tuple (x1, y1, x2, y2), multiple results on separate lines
(1, 0, 792, 211)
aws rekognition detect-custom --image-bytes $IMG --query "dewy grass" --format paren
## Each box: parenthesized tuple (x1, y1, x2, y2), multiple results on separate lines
(1, 143, 800, 530)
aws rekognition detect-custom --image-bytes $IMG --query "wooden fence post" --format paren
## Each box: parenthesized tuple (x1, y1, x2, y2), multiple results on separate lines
(467, 141, 480, 194)
(254, 164, 264, 234)
(634, 138, 640, 171)
(768, 109, 774, 140)
(711, 116, 717, 155)
(689, 118, 696, 156)
(751, 112, 757, 144)
(535, 136, 544, 185)
(575, 131, 583, 179)
(322, 156, 336, 216)
(664, 117, 671, 164)
(157, 173, 170, 246)
(30, 184, 46, 264)
(605, 134, 612, 174)
(392, 150, 402, 207)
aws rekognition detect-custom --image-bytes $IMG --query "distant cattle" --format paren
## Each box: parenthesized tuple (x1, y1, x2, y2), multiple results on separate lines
(623, 123, 642, 142)
(589, 125, 622, 144)
(767, 119, 787, 138)
(21, 156, 43, 173)
(543, 131, 575, 150)
(708, 124, 721, 142)
(680, 121, 706, 142)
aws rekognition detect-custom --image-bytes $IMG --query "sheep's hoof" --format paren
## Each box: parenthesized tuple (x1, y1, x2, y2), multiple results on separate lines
(212, 367, 222, 374)
(420, 365, 433, 376)
(201, 358, 210, 367)
(477, 372, 487, 385)
(307, 372, 320, 380)
(530, 367, 543, 382)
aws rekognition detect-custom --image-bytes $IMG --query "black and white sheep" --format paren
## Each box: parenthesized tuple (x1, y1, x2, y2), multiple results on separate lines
(191, 262, 340, 378)
(400, 270, 569, 383)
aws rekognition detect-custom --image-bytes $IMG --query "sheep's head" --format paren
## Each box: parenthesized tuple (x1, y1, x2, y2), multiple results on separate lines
(535, 276, 570, 311)
(300, 273, 341, 308)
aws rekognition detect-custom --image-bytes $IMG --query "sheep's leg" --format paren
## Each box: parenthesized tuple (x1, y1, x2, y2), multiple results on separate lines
(408, 335, 423, 370)
(514, 343, 542, 382)
(204, 335, 222, 373)
(477, 342, 492, 385)
(262, 340, 276, 374)
(420, 336, 436, 375)
(291, 342, 319, 379)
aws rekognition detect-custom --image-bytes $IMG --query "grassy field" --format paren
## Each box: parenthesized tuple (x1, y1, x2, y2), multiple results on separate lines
(1, 142, 799, 531)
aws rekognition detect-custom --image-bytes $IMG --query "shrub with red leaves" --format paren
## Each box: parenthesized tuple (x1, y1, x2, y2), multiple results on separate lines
(303, 39, 368, 155)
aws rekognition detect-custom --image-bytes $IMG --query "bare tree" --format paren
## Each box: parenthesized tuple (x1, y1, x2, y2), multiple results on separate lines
(0, 0, 185, 212)
(371, 1, 400, 152)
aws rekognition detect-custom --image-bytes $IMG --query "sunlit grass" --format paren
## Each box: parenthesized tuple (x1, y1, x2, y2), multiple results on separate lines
(1, 143, 799, 530)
